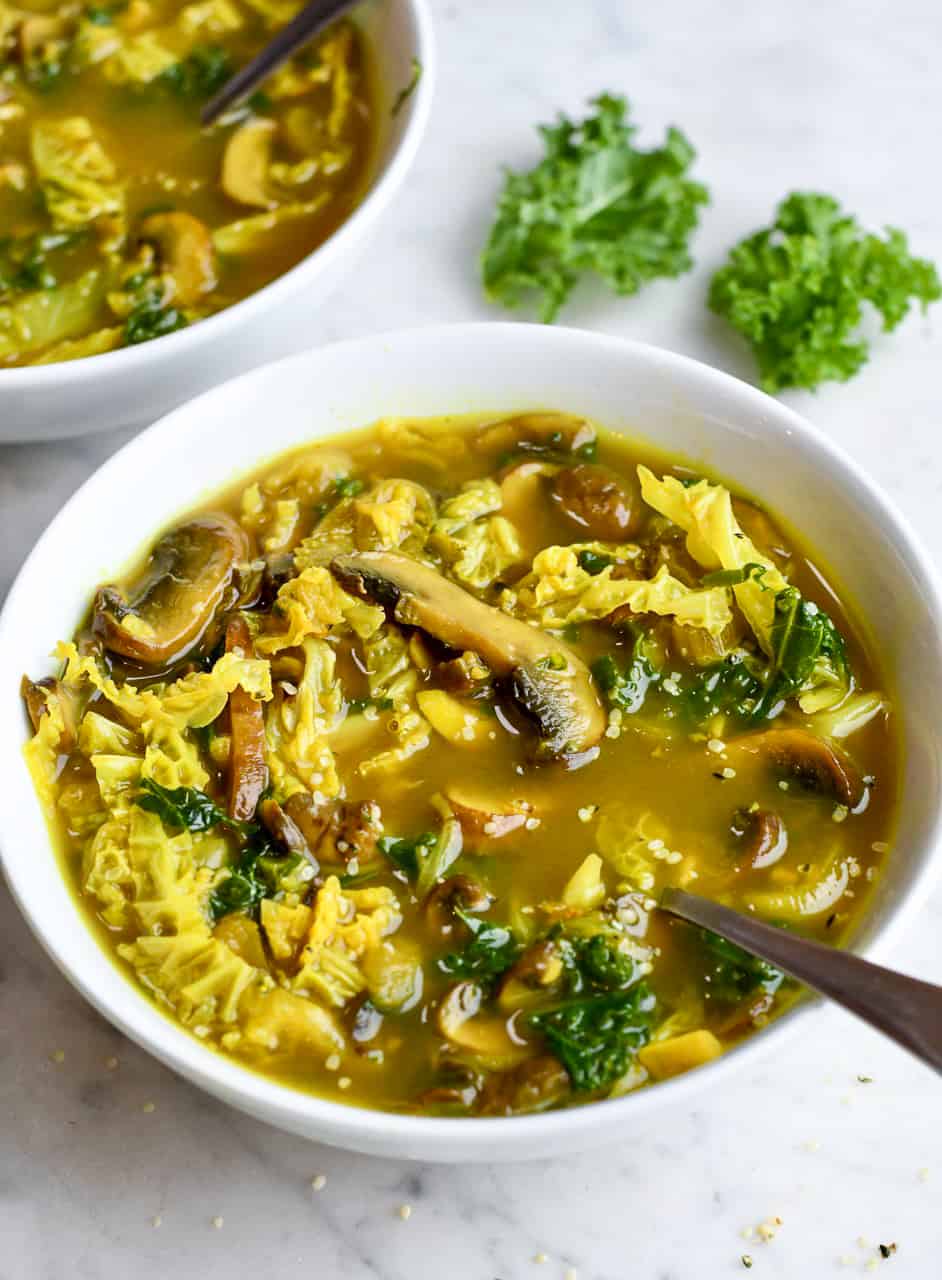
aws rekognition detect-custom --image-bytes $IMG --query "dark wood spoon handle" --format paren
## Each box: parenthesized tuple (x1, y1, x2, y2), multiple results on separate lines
(660, 888, 942, 1075)
(201, 0, 358, 127)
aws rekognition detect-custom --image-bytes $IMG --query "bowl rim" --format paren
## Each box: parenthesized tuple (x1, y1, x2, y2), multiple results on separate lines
(0, 0, 436, 389)
(3, 321, 941, 1157)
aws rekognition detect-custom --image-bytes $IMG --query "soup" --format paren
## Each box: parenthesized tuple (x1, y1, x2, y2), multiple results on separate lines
(21, 413, 896, 1115)
(0, 0, 376, 367)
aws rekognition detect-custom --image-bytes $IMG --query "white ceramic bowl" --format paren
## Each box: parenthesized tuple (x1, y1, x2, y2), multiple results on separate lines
(2, 324, 941, 1161)
(0, 0, 434, 444)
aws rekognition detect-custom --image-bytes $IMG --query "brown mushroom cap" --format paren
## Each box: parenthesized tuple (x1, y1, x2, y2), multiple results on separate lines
(552, 463, 641, 540)
(423, 874, 494, 940)
(330, 551, 605, 758)
(476, 1055, 570, 1116)
(93, 512, 248, 666)
(139, 211, 216, 306)
(435, 981, 532, 1070)
(738, 728, 865, 808)
(732, 807, 788, 869)
(478, 412, 596, 457)
(220, 118, 278, 209)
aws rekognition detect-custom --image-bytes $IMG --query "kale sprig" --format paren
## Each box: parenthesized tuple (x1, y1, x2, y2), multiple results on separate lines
(482, 94, 709, 322)
(528, 932, 655, 1091)
(709, 191, 941, 391)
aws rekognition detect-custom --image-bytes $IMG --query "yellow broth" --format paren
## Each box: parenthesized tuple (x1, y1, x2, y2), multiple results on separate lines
(24, 414, 897, 1115)
(0, 0, 377, 366)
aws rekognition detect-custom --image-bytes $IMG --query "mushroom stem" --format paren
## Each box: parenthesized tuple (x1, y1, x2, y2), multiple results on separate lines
(225, 615, 268, 822)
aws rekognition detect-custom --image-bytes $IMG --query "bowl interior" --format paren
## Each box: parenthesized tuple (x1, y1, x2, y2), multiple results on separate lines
(2, 324, 940, 1159)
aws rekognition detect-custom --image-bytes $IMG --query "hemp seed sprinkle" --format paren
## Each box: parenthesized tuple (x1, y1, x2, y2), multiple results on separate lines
(311, 1175, 327, 1191)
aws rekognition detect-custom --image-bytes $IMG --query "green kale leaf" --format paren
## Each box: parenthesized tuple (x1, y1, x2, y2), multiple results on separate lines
(482, 94, 709, 322)
(437, 907, 520, 981)
(749, 587, 848, 721)
(160, 44, 232, 101)
(137, 778, 240, 833)
(699, 929, 784, 1005)
(528, 984, 655, 1092)
(709, 191, 941, 392)
(591, 628, 659, 715)
(123, 292, 188, 346)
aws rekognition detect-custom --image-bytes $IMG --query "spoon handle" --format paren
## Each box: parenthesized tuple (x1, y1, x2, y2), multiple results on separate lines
(201, 0, 358, 126)
(660, 888, 942, 1075)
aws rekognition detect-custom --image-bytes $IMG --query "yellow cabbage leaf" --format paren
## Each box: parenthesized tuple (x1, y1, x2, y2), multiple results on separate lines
(255, 565, 383, 655)
(431, 479, 522, 590)
(507, 544, 732, 633)
(56, 643, 272, 731)
(31, 117, 125, 231)
(265, 637, 342, 800)
(637, 467, 788, 654)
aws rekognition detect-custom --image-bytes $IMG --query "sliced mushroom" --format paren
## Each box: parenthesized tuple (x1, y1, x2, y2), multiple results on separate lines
(435, 981, 532, 1071)
(496, 940, 565, 1011)
(281, 793, 383, 870)
(476, 1055, 570, 1116)
(738, 728, 865, 808)
(731, 807, 788, 869)
(552, 463, 641, 540)
(331, 552, 605, 759)
(20, 675, 77, 752)
(139, 212, 216, 306)
(445, 786, 529, 848)
(258, 797, 318, 867)
(479, 412, 596, 458)
(93, 513, 248, 666)
(221, 118, 277, 209)
(424, 874, 493, 940)
(225, 615, 268, 822)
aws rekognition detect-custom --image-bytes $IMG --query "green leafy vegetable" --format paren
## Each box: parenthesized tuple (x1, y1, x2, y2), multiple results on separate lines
(208, 839, 304, 922)
(160, 44, 232, 101)
(312, 474, 365, 521)
(709, 192, 942, 392)
(591, 629, 659, 715)
(391, 56, 422, 117)
(699, 929, 784, 1005)
(561, 933, 637, 993)
(123, 293, 188, 346)
(674, 654, 765, 727)
(749, 587, 847, 721)
(377, 831, 436, 876)
(346, 696, 394, 714)
(701, 562, 769, 589)
(438, 907, 520, 981)
(138, 778, 234, 832)
(482, 93, 709, 322)
(528, 984, 655, 1091)
(0, 232, 83, 296)
(577, 549, 615, 576)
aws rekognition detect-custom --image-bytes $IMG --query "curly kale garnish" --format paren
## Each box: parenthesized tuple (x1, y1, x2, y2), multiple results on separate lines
(709, 191, 941, 391)
(482, 94, 709, 322)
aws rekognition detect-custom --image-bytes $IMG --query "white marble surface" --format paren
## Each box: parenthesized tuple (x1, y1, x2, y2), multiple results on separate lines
(2, 0, 941, 1275)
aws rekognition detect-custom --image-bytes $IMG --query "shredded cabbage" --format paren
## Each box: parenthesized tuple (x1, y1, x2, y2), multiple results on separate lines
(507, 544, 732, 633)
(637, 467, 789, 654)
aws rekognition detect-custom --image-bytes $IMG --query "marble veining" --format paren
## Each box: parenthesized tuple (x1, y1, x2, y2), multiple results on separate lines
(1, 0, 940, 1275)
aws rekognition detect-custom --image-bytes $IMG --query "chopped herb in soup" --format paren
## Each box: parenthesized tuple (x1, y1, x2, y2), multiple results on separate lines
(0, 2, 376, 367)
(22, 413, 896, 1115)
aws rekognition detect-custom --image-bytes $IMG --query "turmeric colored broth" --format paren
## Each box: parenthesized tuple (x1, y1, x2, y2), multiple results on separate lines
(24, 413, 898, 1115)
(0, 0, 377, 366)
